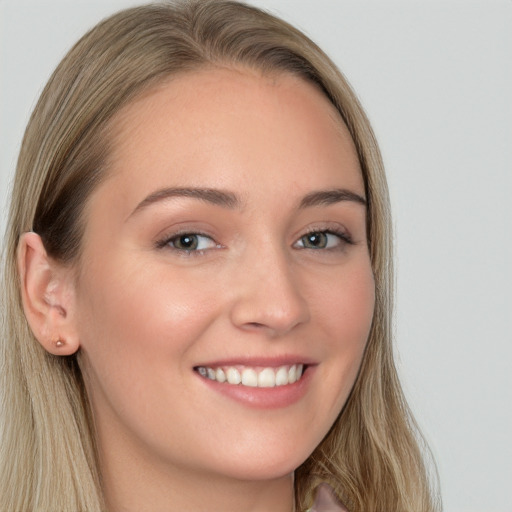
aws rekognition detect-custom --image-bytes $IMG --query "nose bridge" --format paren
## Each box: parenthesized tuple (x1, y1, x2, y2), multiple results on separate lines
(229, 235, 310, 335)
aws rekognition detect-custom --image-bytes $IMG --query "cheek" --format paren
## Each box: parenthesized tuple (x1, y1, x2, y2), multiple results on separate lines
(339, 266, 375, 341)
(313, 261, 375, 348)
(75, 260, 220, 393)
(292, 261, 374, 448)
(313, 262, 375, 395)
(74, 261, 227, 457)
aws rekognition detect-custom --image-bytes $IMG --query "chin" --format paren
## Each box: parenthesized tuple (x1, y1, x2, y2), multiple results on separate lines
(209, 446, 312, 482)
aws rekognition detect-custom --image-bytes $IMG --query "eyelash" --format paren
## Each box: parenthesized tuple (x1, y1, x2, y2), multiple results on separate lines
(294, 228, 354, 250)
(155, 231, 220, 256)
(155, 227, 353, 256)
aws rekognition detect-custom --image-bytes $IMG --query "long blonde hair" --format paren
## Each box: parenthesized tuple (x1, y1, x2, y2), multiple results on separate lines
(0, 1, 440, 510)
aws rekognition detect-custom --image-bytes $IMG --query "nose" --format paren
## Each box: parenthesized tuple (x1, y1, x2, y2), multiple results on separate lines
(229, 243, 310, 337)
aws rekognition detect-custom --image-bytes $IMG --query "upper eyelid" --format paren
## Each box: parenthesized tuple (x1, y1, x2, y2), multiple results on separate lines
(293, 222, 352, 241)
(300, 227, 350, 237)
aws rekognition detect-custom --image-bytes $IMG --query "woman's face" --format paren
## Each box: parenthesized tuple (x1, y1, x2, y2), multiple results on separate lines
(73, 68, 374, 483)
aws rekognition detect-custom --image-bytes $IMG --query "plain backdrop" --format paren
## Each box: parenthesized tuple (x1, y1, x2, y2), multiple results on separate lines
(1, 1, 511, 511)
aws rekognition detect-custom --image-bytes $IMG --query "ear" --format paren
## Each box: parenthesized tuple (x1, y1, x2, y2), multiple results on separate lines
(17, 232, 80, 356)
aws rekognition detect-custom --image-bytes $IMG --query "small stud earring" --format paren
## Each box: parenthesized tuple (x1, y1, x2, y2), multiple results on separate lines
(55, 339, 65, 348)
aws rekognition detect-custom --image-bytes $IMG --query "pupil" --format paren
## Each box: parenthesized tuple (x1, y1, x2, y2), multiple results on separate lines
(178, 235, 197, 249)
(306, 232, 326, 248)
(309, 234, 320, 245)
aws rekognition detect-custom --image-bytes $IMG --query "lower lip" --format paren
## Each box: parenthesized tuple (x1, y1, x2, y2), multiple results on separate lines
(196, 366, 314, 409)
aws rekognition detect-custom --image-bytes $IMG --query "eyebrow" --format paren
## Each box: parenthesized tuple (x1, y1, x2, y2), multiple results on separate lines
(129, 185, 366, 219)
(299, 189, 367, 208)
(130, 187, 240, 217)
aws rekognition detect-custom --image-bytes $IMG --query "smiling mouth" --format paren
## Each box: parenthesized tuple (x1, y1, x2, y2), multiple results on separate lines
(194, 364, 305, 388)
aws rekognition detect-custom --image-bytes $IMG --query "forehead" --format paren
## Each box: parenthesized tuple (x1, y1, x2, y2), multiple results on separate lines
(94, 67, 364, 215)
(113, 67, 357, 154)
(112, 66, 348, 139)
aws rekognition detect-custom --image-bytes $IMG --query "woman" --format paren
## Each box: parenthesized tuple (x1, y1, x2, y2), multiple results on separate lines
(0, 1, 440, 511)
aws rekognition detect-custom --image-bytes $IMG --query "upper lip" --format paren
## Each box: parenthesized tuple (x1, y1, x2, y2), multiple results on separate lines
(194, 355, 317, 368)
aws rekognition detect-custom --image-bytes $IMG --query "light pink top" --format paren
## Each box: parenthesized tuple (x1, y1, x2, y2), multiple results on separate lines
(308, 483, 349, 512)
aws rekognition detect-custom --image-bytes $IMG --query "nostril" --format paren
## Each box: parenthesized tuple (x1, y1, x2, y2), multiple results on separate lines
(247, 322, 265, 329)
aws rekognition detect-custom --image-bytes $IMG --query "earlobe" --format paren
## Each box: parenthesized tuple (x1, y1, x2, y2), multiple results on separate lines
(17, 232, 80, 356)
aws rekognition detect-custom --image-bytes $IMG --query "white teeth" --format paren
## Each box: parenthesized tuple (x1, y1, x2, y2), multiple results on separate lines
(275, 366, 288, 386)
(288, 364, 297, 384)
(241, 368, 258, 387)
(197, 364, 305, 388)
(226, 367, 241, 385)
(258, 368, 276, 387)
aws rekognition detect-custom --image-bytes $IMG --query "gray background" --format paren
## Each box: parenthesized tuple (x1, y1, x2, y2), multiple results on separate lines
(1, 1, 511, 511)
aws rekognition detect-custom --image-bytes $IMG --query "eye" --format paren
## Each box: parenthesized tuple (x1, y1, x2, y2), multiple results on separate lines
(158, 232, 218, 252)
(294, 230, 351, 250)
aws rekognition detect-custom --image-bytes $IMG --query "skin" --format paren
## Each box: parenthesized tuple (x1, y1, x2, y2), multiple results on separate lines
(21, 68, 375, 511)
